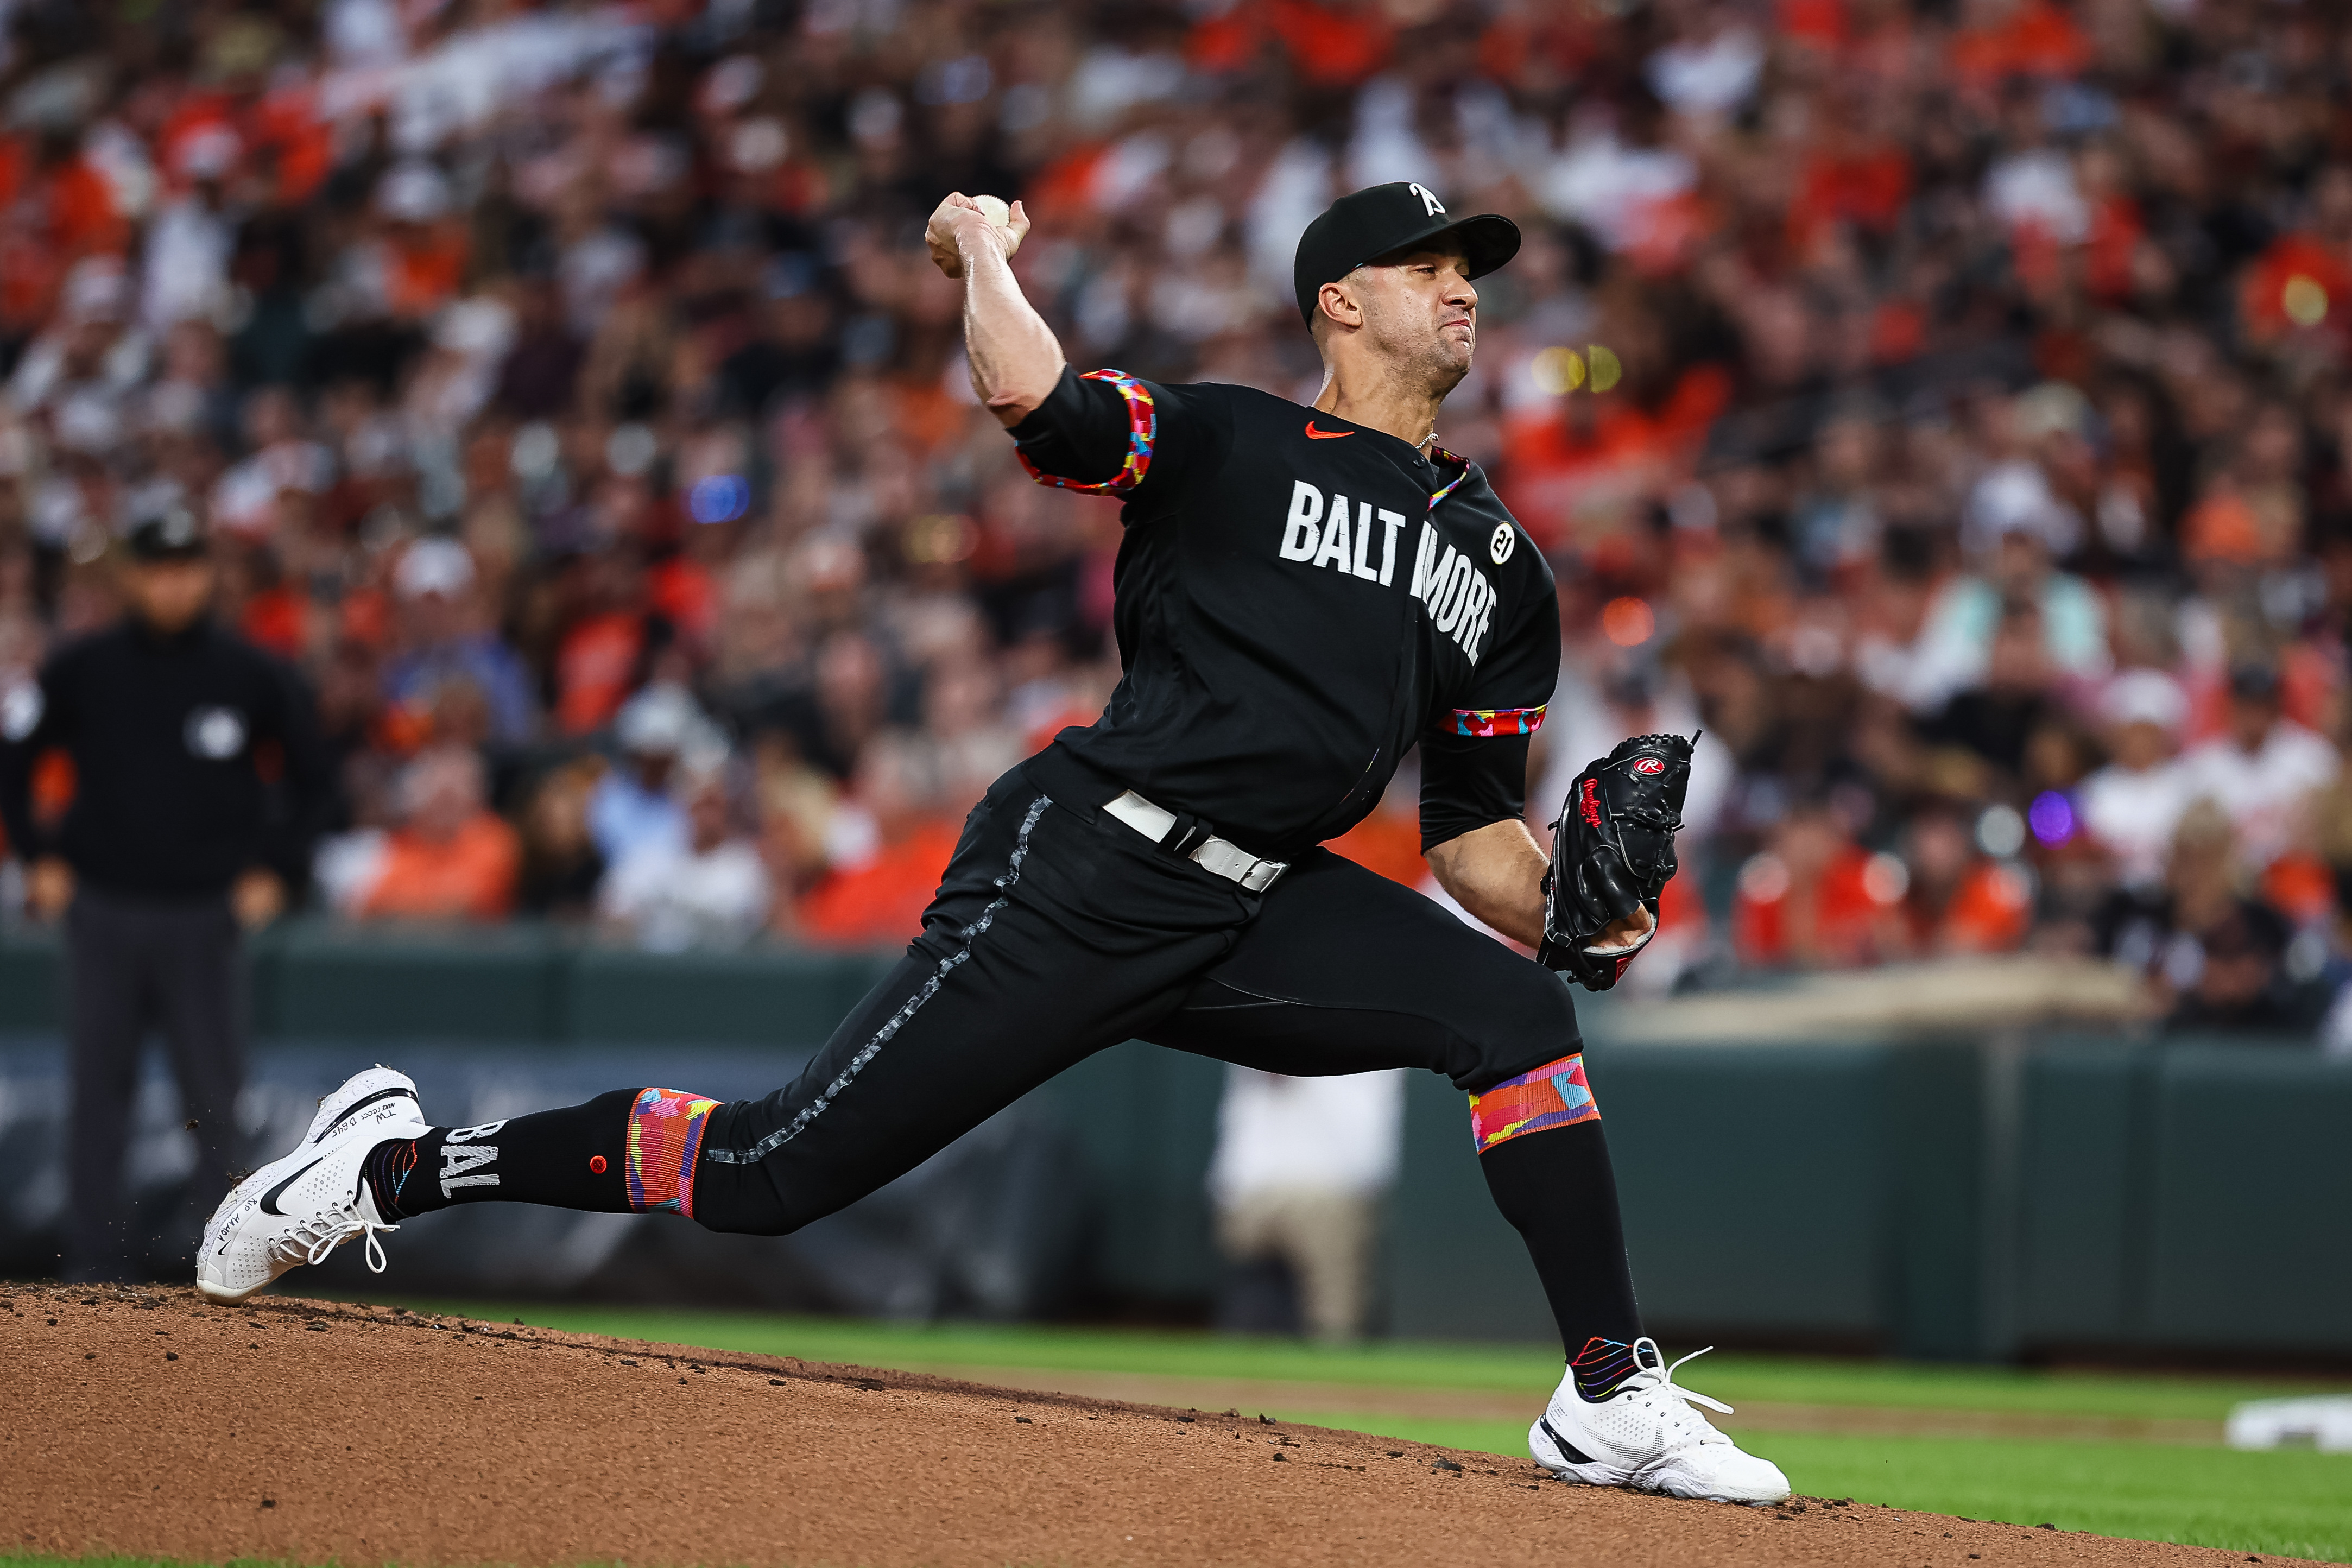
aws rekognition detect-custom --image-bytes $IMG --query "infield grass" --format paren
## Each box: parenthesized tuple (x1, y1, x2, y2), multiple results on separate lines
(373, 1299, 2352, 1564)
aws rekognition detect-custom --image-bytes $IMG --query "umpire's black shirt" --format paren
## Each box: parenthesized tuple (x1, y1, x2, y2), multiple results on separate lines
(1011, 366, 1558, 856)
(0, 617, 333, 899)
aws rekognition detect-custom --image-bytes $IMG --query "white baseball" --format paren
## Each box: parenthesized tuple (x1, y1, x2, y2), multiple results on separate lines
(972, 193, 1010, 228)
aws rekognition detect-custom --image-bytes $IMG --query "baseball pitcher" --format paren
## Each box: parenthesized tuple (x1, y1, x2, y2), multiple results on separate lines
(198, 182, 1787, 1503)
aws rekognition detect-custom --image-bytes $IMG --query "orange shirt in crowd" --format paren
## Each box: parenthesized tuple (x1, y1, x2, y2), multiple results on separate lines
(385, 227, 470, 319)
(554, 612, 646, 736)
(1776, 0, 1846, 47)
(47, 157, 125, 255)
(1910, 862, 2033, 954)
(1188, 0, 1394, 86)
(2261, 852, 2336, 929)
(1788, 146, 1912, 254)
(1474, 9, 1606, 86)
(0, 150, 127, 330)
(1948, 0, 2091, 86)
(1735, 845, 1891, 968)
(796, 819, 962, 945)
(246, 84, 334, 203)
(2180, 483, 2298, 568)
(647, 556, 717, 650)
(889, 380, 966, 456)
(1740, 844, 2029, 966)
(358, 814, 521, 922)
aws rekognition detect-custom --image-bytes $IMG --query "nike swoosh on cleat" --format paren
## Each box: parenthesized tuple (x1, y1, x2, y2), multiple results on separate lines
(1304, 422, 1353, 439)
(1540, 1417, 1598, 1465)
(259, 1157, 326, 1217)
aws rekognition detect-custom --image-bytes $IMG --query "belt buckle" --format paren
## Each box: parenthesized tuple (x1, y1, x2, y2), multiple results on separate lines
(1111, 788, 1288, 892)
(1190, 834, 1277, 891)
(1237, 857, 1286, 893)
(1204, 839, 1285, 893)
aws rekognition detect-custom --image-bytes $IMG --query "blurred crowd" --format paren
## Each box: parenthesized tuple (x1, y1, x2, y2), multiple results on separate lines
(1, 0, 2351, 1036)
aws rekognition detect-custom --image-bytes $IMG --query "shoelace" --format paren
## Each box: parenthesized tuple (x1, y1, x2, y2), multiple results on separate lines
(1618, 1338, 1733, 1443)
(275, 1204, 400, 1275)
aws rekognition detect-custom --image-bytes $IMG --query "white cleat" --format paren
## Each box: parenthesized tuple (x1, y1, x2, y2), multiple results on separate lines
(1528, 1338, 1791, 1503)
(195, 1066, 431, 1304)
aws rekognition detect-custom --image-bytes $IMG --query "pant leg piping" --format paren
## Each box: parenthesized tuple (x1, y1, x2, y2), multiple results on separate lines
(704, 794, 1052, 1166)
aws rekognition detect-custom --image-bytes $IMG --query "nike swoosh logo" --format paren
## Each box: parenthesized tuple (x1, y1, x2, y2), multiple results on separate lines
(1540, 1417, 1598, 1465)
(260, 1156, 325, 1217)
(1304, 422, 1353, 439)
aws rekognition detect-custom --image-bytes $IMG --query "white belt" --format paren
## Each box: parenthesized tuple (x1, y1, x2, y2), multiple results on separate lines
(1103, 789, 1288, 893)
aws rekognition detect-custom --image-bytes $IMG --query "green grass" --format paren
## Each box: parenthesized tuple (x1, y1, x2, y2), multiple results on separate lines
(362, 1299, 2352, 1564)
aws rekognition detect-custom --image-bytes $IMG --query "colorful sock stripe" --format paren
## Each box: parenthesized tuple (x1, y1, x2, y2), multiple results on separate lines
(1017, 369, 1155, 495)
(1453, 704, 1546, 737)
(1570, 1336, 1641, 1402)
(624, 1087, 722, 1217)
(1468, 1052, 1597, 1154)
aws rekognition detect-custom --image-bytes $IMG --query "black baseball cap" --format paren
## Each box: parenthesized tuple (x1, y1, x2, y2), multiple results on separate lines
(124, 505, 207, 561)
(1293, 182, 1521, 330)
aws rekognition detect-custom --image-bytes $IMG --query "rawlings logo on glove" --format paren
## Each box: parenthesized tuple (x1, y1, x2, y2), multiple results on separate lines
(1537, 732, 1696, 991)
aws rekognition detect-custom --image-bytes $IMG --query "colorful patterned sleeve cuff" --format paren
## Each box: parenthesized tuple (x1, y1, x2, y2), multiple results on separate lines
(1452, 704, 1547, 737)
(1016, 369, 1156, 495)
(1468, 1052, 1597, 1154)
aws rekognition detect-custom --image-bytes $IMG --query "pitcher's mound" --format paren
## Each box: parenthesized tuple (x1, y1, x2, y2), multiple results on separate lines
(5, 1285, 2313, 1567)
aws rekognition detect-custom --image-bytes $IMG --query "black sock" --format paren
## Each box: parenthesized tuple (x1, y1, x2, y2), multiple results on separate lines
(1478, 1118, 1644, 1375)
(364, 1090, 641, 1219)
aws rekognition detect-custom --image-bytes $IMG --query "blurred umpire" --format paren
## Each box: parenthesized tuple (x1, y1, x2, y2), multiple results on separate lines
(0, 507, 331, 1281)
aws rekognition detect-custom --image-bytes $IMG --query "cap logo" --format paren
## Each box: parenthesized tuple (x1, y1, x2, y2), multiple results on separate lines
(1409, 183, 1446, 217)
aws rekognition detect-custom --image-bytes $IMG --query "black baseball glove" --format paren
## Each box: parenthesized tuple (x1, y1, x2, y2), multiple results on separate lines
(1537, 732, 1696, 990)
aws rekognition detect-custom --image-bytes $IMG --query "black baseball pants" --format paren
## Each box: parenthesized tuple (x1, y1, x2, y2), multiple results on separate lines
(64, 886, 245, 1282)
(693, 755, 1577, 1225)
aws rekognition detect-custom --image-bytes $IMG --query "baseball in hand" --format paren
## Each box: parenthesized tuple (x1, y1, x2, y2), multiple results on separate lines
(926, 192, 1028, 279)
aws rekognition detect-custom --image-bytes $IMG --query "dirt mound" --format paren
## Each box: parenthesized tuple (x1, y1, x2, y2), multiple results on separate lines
(4, 1284, 2312, 1568)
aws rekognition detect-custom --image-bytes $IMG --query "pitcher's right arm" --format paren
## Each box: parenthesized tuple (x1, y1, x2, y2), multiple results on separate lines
(925, 193, 1061, 428)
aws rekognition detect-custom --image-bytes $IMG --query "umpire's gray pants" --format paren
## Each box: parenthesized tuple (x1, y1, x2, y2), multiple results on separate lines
(64, 887, 244, 1281)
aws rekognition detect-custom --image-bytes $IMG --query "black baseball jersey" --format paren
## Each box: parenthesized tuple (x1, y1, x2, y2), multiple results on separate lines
(0, 618, 333, 898)
(1010, 366, 1558, 856)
